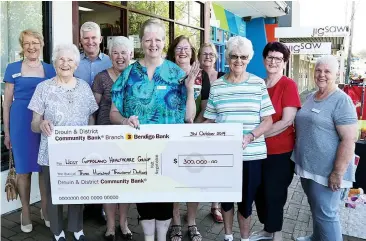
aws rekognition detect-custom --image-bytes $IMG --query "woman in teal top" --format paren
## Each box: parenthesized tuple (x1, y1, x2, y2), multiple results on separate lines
(110, 18, 198, 241)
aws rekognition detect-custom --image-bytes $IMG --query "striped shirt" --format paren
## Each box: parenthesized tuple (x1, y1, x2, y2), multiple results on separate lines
(204, 74, 275, 161)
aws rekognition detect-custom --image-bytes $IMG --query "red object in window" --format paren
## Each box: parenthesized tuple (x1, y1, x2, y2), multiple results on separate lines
(343, 85, 366, 120)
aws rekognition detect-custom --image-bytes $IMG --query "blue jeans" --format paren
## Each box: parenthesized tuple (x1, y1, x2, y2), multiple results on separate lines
(300, 177, 343, 241)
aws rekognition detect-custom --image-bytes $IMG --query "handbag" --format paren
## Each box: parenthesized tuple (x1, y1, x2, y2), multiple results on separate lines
(4, 148, 18, 201)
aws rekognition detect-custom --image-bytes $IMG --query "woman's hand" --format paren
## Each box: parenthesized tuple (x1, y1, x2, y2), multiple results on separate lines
(123, 115, 140, 129)
(4, 136, 11, 149)
(242, 134, 253, 149)
(328, 171, 342, 192)
(185, 61, 201, 90)
(39, 120, 53, 137)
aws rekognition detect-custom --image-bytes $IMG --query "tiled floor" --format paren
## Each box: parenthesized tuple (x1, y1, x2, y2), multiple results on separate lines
(1, 175, 365, 241)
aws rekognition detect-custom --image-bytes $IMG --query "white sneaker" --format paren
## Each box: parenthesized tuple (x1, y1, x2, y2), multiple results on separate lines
(40, 209, 50, 228)
(249, 230, 273, 241)
(20, 213, 33, 233)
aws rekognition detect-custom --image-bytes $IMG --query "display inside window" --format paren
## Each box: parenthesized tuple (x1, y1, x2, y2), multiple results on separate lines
(79, 2, 122, 54)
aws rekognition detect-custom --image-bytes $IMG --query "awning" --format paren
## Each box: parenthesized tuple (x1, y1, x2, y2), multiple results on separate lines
(213, 1, 288, 18)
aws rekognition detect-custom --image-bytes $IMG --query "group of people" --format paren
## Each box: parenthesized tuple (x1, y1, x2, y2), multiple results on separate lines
(3, 17, 358, 241)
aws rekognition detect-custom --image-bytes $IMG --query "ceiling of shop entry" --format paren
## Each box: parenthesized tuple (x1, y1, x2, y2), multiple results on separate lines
(214, 1, 288, 18)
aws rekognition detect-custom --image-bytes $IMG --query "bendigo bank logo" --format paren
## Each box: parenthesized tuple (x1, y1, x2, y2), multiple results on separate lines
(125, 133, 134, 140)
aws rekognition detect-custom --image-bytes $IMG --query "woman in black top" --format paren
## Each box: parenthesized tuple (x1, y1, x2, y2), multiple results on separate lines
(196, 43, 225, 223)
(196, 43, 225, 123)
(166, 35, 208, 241)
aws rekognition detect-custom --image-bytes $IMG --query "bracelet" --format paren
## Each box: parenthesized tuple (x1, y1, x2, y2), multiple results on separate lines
(249, 132, 256, 141)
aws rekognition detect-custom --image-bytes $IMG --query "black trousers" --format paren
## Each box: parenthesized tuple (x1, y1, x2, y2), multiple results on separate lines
(255, 152, 294, 233)
(136, 203, 173, 221)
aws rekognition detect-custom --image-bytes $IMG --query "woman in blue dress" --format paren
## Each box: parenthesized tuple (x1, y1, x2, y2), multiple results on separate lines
(110, 18, 198, 241)
(2, 29, 55, 233)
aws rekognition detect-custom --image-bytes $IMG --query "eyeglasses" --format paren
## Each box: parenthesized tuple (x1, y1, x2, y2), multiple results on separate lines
(265, 56, 283, 63)
(23, 42, 41, 47)
(202, 53, 216, 58)
(175, 46, 191, 53)
(229, 54, 249, 61)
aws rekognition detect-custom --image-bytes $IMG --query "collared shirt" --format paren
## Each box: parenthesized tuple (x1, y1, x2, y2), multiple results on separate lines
(74, 52, 112, 86)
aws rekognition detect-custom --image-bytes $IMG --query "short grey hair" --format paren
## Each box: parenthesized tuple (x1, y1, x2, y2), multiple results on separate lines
(52, 44, 80, 66)
(108, 36, 134, 54)
(225, 36, 254, 62)
(139, 18, 166, 41)
(80, 21, 101, 39)
(315, 55, 339, 73)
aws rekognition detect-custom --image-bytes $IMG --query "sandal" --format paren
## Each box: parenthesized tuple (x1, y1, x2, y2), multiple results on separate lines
(211, 208, 223, 223)
(188, 225, 202, 241)
(170, 225, 183, 241)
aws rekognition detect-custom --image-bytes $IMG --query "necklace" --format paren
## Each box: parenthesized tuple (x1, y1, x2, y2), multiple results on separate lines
(24, 59, 41, 68)
(55, 77, 77, 104)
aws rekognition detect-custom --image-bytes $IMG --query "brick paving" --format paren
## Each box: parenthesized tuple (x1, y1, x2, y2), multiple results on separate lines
(1, 176, 365, 241)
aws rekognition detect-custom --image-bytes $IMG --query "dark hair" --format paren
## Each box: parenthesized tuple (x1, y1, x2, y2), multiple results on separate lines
(262, 42, 290, 62)
(166, 35, 196, 65)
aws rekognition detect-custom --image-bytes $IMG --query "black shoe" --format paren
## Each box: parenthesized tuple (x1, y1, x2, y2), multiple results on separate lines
(73, 235, 86, 241)
(104, 233, 115, 241)
(117, 227, 133, 240)
(52, 237, 66, 241)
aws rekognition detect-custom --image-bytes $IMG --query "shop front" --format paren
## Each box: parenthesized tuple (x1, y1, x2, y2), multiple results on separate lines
(75, 1, 206, 59)
(275, 25, 349, 92)
(1, 1, 288, 215)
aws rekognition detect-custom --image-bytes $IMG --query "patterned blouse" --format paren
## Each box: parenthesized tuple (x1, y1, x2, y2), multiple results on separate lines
(111, 60, 187, 124)
(92, 70, 114, 125)
(28, 78, 98, 166)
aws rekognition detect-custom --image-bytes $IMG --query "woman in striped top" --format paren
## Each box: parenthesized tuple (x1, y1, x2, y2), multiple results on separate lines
(204, 36, 275, 241)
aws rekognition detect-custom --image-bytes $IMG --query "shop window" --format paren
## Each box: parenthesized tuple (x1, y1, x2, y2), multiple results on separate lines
(224, 31, 229, 43)
(1, 1, 44, 171)
(216, 29, 223, 43)
(79, 2, 122, 54)
(174, 24, 201, 50)
(128, 1, 169, 18)
(211, 27, 215, 41)
(128, 12, 169, 59)
(175, 1, 201, 28)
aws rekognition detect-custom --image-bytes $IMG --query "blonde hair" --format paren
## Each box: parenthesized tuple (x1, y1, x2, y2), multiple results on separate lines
(198, 42, 218, 58)
(139, 18, 166, 41)
(19, 29, 44, 57)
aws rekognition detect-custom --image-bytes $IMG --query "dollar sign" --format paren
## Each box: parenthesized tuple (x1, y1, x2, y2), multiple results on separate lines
(174, 158, 177, 164)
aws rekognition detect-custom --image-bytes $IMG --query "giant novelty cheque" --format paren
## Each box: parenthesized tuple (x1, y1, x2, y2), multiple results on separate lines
(48, 123, 243, 204)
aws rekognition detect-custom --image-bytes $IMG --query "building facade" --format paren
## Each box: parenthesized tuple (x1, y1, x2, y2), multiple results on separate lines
(0, 1, 288, 214)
